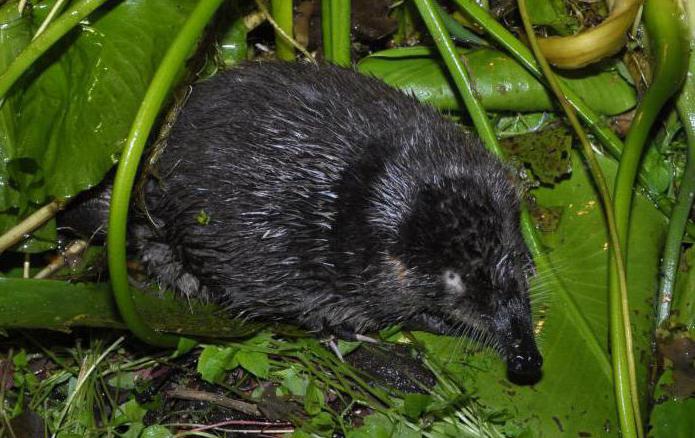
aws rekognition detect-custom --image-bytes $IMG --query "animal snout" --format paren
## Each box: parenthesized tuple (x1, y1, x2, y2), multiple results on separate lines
(508, 348, 543, 376)
(506, 338, 543, 384)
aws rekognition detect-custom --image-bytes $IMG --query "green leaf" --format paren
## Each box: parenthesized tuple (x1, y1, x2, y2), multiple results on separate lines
(114, 399, 147, 425)
(500, 125, 573, 184)
(358, 46, 636, 116)
(141, 425, 174, 438)
(11, 349, 28, 368)
(649, 398, 695, 438)
(0, 0, 198, 235)
(525, 0, 577, 35)
(337, 339, 362, 356)
(107, 371, 138, 390)
(303, 379, 325, 416)
(236, 350, 270, 378)
(347, 413, 421, 438)
(244, 331, 273, 348)
(197, 345, 238, 383)
(121, 423, 145, 438)
(278, 367, 309, 397)
(402, 393, 433, 420)
(304, 411, 335, 436)
(174, 337, 199, 356)
(419, 152, 664, 436)
(495, 112, 558, 137)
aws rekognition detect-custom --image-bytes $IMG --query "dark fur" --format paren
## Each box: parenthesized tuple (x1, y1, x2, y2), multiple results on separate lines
(84, 62, 543, 376)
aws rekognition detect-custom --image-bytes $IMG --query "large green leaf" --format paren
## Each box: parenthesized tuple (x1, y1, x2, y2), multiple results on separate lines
(0, 0, 198, 236)
(419, 152, 664, 436)
(358, 47, 636, 116)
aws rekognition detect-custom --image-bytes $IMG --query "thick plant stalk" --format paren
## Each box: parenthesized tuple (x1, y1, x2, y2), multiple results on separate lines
(320, 0, 333, 60)
(270, 0, 295, 61)
(107, 0, 225, 348)
(609, 0, 688, 416)
(658, 0, 695, 325)
(412, 0, 501, 156)
(0, 277, 262, 337)
(322, 0, 350, 66)
(537, 0, 642, 69)
(0, 0, 108, 99)
(517, 1, 640, 437)
(613, 0, 689, 255)
(606, 0, 688, 431)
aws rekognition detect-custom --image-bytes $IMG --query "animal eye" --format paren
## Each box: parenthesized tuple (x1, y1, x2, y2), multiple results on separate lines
(443, 270, 465, 294)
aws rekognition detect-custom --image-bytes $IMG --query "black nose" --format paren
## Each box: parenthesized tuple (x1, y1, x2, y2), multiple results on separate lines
(507, 350, 543, 376)
(505, 336, 543, 385)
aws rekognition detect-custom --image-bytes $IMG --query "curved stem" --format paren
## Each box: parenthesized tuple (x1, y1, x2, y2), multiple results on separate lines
(0, 0, 108, 99)
(107, 0, 225, 348)
(659, 102, 695, 324)
(517, 1, 640, 436)
(658, 1, 695, 325)
(614, 0, 688, 253)
(536, 0, 641, 69)
(608, 0, 687, 429)
(270, 0, 295, 61)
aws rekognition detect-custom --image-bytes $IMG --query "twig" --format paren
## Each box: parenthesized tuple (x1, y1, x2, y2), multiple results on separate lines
(254, 0, 316, 63)
(33, 0, 69, 40)
(34, 240, 88, 279)
(0, 200, 65, 255)
(167, 386, 262, 417)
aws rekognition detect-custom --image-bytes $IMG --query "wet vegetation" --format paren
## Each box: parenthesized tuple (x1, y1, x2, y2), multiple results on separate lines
(0, 0, 694, 436)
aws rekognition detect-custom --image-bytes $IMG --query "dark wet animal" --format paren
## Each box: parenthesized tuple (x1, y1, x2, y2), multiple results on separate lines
(66, 62, 543, 379)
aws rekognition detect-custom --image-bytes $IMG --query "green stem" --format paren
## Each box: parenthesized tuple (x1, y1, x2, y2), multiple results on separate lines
(0, 0, 108, 99)
(271, 0, 294, 61)
(107, 0, 225, 348)
(321, 0, 333, 61)
(516, 1, 640, 437)
(658, 2, 695, 325)
(609, 0, 687, 429)
(324, 0, 352, 67)
(433, 1, 488, 46)
(659, 103, 695, 324)
(612, 0, 687, 422)
(413, 0, 501, 156)
(614, 0, 688, 252)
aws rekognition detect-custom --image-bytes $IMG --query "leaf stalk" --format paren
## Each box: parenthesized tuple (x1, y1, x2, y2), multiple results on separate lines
(517, 1, 641, 436)
(107, 0, 225, 348)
